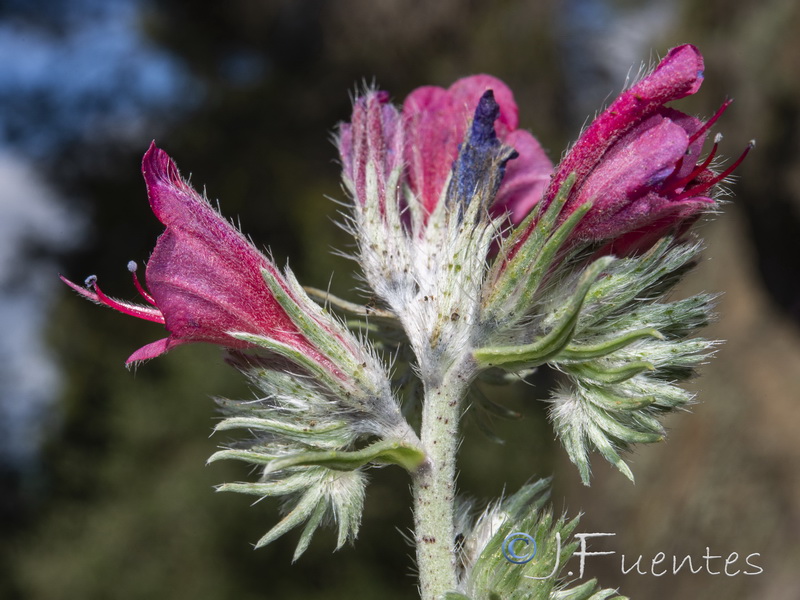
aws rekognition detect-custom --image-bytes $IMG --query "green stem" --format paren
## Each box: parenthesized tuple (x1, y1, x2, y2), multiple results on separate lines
(412, 365, 471, 600)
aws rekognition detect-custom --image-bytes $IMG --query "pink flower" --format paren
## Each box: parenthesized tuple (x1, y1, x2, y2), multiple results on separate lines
(539, 44, 750, 254)
(403, 75, 552, 223)
(338, 90, 404, 216)
(62, 143, 332, 366)
(338, 75, 553, 225)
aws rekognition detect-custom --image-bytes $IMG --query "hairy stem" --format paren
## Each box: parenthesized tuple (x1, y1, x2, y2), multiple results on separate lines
(412, 364, 471, 599)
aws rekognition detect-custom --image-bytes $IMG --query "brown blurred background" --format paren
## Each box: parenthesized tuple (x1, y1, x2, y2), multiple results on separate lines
(1, 0, 798, 598)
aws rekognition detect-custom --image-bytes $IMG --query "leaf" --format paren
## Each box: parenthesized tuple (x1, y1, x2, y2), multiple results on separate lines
(262, 439, 426, 474)
(474, 257, 615, 370)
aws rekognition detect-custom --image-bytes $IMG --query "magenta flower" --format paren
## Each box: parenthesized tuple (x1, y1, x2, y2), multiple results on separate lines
(338, 90, 404, 216)
(339, 75, 553, 225)
(538, 44, 749, 254)
(403, 75, 552, 223)
(62, 143, 332, 366)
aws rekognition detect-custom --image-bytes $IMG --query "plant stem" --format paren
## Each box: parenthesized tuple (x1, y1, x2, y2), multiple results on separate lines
(412, 365, 471, 600)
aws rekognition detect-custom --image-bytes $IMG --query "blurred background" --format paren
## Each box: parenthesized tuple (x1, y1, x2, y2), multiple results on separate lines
(1, 0, 798, 598)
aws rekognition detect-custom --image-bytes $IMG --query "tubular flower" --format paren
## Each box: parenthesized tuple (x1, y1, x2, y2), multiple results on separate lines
(62, 143, 337, 368)
(537, 43, 750, 254)
(338, 75, 553, 226)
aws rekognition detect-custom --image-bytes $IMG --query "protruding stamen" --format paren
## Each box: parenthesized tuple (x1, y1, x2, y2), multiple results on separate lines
(61, 274, 165, 323)
(688, 99, 733, 146)
(87, 277, 165, 324)
(663, 137, 721, 194)
(676, 140, 754, 200)
(128, 260, 157, 306)
(60, 274, 101, 303)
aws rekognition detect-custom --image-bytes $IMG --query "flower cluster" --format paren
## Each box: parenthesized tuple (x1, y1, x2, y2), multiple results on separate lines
(338, 75, 552, 226)
(335, 43, 745, 486)
(63, 43, 746, 599)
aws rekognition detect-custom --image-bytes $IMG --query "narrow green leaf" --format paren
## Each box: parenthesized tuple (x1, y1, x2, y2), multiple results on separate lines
(557, 328, 664, 361)
(261, 268, 346, 366)
(215, 416, 347, 439)
(229, 332, 345, 394)
(586, 390, 656, 411)
(475, 257, 614, 369)
(483, 174, 581, 321)
(564, 360, 655, 384)
(562, 427, 591, 486)
(215, 479, 309, 497)
(255, 487, 321, 550)
(515, 200, 591, 299)
(208, 448, 277, 466)
(551, 579, 601, 600)
(293, 501, 327, 561)
(586, 423, 634, 483)
(264, 438, 426, 474)
(538, 173, 578, 236)
(594, 408, 664, 444)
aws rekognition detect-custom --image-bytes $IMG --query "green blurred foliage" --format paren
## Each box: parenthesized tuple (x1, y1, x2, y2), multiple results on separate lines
(3, 0, 800, 599)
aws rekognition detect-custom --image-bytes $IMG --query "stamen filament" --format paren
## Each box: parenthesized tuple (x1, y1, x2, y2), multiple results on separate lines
(688, 99, 732, 146)
(663, 137, 721, 194)
(91, 279, 165, 324)
(128, 261, 158, 306)
(676, 141, 754, 200)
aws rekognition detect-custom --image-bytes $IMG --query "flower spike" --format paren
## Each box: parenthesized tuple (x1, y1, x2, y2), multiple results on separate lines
(59, 48, 747, 587)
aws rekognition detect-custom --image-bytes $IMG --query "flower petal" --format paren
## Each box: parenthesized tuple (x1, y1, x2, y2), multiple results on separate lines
(337, 91, 403, 211)
(548, 44, 705, 207)
(141, 143, 314, 353)
(571, 115, 690, 238)
(126, 337, 173, 364)
(402, 74, 525, 216)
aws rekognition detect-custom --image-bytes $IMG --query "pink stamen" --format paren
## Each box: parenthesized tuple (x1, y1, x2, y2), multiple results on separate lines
(60, 274, 101, 302)
(68, 272, 165, 324)
(128, 261, 157, 306)
(663, 135, 721, 194)
(91, 278, 165, 324)
(688, 99, 732, 146)
(675, 140, 754, 200)
(61, 274, 165, 323)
